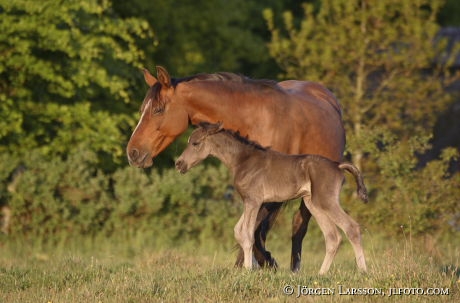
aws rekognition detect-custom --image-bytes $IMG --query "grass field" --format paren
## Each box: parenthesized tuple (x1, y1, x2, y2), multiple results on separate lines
(1, 229, 458, 303)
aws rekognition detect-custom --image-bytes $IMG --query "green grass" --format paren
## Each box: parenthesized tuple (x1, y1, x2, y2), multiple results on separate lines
(0, 231, 458, 303)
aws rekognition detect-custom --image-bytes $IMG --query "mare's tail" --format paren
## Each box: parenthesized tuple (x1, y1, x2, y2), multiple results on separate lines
(338, 163, 368, 203)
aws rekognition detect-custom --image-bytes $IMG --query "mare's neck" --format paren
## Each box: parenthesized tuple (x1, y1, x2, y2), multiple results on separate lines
(177, 82, 251, 131)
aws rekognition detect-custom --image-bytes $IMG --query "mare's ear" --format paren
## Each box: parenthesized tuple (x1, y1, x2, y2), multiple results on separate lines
(143, 68, 158, 87)
(156, 66, 172, 88)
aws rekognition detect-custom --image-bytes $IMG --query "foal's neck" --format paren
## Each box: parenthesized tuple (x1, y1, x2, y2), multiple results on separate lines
(209, 132, 262, 171)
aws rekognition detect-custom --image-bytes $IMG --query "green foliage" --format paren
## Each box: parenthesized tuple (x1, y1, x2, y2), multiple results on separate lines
(111, 0, 289, 77)
(110, 163, 238, 248)
(7, 147, 111, 237)
(0, 0, 246, 249)
(265, 0, 457, 142)
(265, 0, 460, 238)
(346, 135, 460, 237)
(2, 146, 238, 247)
(0, 0, 152, 165)
(438, 0, 460, 25)
(1, 0, 459, 250)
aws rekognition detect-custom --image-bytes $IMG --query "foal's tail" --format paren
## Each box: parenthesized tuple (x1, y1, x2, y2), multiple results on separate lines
(338, 163, 368, 203)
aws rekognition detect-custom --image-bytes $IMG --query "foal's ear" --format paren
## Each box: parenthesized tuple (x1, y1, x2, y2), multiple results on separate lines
(156, 66, 172, 88)
(215, 121, 224, 132)
(207, 122, 224, 134)
(143, 68, 158, 87)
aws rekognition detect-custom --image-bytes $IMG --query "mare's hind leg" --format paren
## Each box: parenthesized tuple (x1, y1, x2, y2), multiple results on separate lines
(291, 199, 312, 272)
(322, 198, 367, 272)
(303, 197, 342, 275)
(235, 202, 281, 268)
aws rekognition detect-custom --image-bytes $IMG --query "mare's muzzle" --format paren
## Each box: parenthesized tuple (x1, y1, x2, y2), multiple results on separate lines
(127, 147, 153, 168)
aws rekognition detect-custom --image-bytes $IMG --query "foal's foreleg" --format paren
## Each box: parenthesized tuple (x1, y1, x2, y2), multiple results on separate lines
(234, 201, 260, 269)
(235, 202, 281, 269)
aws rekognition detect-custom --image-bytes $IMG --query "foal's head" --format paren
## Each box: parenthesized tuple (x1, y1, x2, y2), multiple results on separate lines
(175, 122, 223, 174)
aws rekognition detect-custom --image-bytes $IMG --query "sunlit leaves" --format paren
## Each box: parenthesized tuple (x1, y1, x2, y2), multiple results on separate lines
(0, 0, 153, 163)
(265, 0, 460, 237)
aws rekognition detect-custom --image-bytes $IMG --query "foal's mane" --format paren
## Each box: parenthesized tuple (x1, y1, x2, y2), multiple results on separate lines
(198, 122, 268, 151)
(220, 128, 268, 152)
(222, 129, 270, 151)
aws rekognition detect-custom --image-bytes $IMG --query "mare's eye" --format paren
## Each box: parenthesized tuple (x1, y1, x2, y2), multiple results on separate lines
(192, 142, 200, 146)
(152, 107, 164, 115)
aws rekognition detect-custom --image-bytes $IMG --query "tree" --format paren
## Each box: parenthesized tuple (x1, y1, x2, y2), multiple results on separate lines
(264, 0, 460, 237)
(438, 0, 460, 25)
(0, 0, 152, 168)
(265, 0, 458, 167)
(111, 0, 299, 78)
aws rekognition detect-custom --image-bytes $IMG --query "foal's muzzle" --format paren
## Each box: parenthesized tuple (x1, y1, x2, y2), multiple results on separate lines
(175, 159, 188, 174)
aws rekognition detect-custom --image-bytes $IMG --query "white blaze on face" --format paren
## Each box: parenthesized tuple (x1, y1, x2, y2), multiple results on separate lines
(130, 98, 151, 140)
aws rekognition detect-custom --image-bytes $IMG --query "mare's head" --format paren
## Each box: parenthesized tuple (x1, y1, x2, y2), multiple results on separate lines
(127, 66, 189, 168)
(175, 122, 223, 174)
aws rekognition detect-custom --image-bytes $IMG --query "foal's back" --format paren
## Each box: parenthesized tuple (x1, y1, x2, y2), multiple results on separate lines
(233, 146, 343, 204)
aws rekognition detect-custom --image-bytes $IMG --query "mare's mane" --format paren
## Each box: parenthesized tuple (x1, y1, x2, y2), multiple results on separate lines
(174, 72, 281, 91)
(141, 72, 282, 115)
(140, 82, 163, 114)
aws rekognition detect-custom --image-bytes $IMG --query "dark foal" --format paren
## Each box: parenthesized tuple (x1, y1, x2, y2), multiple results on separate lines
(176, 123, 368, 273)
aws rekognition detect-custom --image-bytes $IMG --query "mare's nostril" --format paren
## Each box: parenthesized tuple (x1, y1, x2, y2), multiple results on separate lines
(129, 148, 139, 161)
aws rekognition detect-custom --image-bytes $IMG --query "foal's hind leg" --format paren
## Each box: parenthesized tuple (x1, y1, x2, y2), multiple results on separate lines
(302, 197, 342, 275)
(322, 199, 367, 272)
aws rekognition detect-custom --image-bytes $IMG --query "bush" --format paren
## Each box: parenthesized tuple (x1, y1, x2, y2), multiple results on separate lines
(2, 147, 240, 249)
(6, 147, 110, 237)
(341, 134, 460, 239)
(1, 134, 458, 249)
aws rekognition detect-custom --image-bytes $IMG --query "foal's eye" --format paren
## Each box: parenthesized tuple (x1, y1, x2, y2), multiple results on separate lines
(192, 142, 200, 146)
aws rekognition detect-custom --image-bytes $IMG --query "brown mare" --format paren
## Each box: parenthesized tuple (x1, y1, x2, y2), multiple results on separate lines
(175, 123, 367, 273)
(126, 66, 345, 272)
